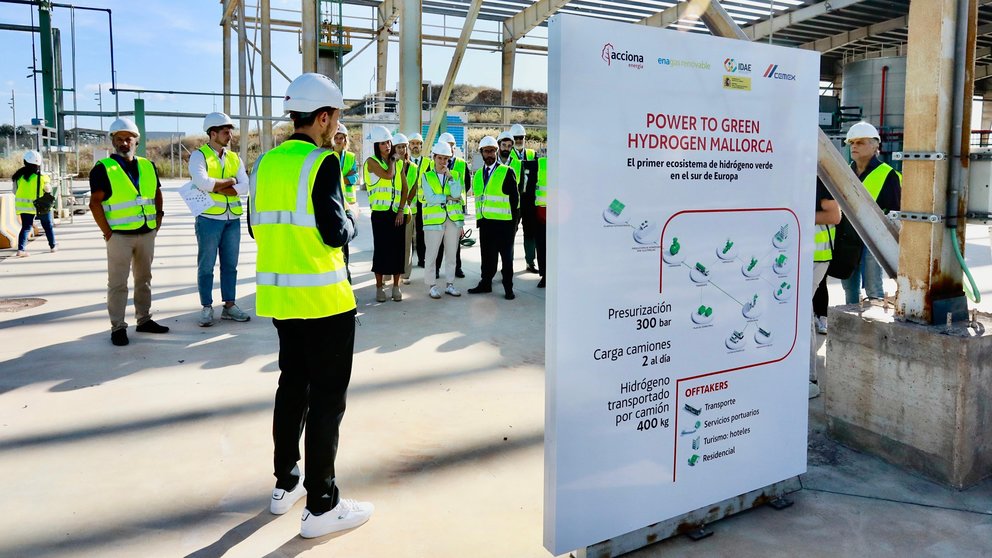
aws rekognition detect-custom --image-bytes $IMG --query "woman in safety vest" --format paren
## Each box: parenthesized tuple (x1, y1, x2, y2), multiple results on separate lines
(12, 150, 57, 257)
(420, 142, 465, 299)
(364, 125, 409, 302)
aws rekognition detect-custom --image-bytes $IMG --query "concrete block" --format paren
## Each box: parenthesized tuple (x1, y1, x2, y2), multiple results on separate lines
(824, 301, 992, 489)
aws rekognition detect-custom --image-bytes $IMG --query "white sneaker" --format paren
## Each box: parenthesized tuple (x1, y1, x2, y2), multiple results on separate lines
(50, 244, 58, 253)
(815, 316, 828, 335)
(270, 477, 306, 515)
(300, 498, 374, 538)
(376, 286, 387, 303)
(429, 286, 442, 299)
(222, 304, 251, 322)
(15, 250, 28, 258)
(198, 306, 214, 327)
(445, 283, 461, 297)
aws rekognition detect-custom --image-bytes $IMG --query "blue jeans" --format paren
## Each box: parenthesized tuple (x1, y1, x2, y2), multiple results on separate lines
(18, 212, 55, 251)
(195, 216, 241, 307)
(842, 246, 885, 304)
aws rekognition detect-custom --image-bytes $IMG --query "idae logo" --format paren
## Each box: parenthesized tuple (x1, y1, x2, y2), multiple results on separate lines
(602, 43, 644, 69)
(723, 58, 752, 73)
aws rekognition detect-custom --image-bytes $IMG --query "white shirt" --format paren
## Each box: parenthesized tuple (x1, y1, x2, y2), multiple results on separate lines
(189, 145, 249, 220)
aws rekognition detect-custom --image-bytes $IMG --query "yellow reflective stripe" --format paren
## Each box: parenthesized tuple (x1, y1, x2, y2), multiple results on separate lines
(107, 215, 153, 226)
(257, 267, 349, 287)
(103, 198, 155, 211)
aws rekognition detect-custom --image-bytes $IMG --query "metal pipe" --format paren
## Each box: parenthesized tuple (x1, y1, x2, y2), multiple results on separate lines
(947, 0, 972, 230)
(223, 1, 231, 115)
(110, 86, 282, 99)
(261, 0, 272, 151)
(880, 65, 888, 129)
(237, 2, 249, 162)
(399, 0, 422, 136)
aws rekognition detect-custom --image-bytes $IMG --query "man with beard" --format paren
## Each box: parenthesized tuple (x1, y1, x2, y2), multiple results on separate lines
(89, 117, 169, 346)
(408, 133, 427, 269)
(468, 135, 519, 299)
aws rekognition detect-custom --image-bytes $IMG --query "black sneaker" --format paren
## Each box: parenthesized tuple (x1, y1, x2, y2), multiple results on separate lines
(504, 290, 516, 300)
(467, 284, 492, 294)
(537, 277, 546, 289)
(526, 264, 539, 274)
(136, 319, 170, 334)
(111, 328, 129, 346)
(416, 261, 425, 268)
(455, 269, 466, 278)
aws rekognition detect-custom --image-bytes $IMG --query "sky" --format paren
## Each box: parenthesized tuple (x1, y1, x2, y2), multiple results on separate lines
(0, 0, 550, 136)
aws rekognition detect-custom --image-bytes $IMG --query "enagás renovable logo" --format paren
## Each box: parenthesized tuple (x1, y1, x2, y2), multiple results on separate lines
(763, 64, 797, 81)
(658, 57, 711, 70)
(723, 57, 752, 73)
(602, 43, 645, 69)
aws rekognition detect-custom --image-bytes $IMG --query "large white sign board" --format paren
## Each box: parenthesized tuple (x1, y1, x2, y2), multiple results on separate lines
(545, 15, 820, 555)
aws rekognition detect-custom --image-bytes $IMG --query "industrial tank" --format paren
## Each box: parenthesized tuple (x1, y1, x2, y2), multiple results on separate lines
(841, 56, 906, 165)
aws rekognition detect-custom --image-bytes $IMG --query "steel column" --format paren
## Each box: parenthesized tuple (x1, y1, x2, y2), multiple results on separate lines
(302, 0, 317, 73)
(238, 3, 249, 162)
(376, 0, 395, 113)
(399, 0, 422, 136)
(261, 0, 273, 151)
(223, 3, 232, 115)
(38, 0, 56, 127)
(501, 41, 516, 126)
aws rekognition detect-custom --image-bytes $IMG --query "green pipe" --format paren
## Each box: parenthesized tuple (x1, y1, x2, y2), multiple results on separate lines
(951, 231, 980, 303)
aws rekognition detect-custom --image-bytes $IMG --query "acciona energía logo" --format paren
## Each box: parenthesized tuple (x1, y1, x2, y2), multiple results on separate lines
(602, 43, 645, 69)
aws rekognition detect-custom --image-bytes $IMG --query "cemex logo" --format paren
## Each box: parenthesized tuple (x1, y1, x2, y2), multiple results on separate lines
(763, 64, 797, 81)
(602, 43, 645, 69)
(723, 58, 751, 73)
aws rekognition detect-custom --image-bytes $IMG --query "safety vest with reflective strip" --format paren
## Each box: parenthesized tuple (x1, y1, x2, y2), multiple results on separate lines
(511, 148, 536, 163)
(535, 157, 547, 208)
(365, 157, 404, 212)
(403, 160, 419, 216)
(249, 140, 355, 319)
(473, 165, 512, 221)
(14, 173, 50, 214)
(814, 224, 832, 262)
(338, 150, 357, 205)
(99, 157, 159, 231)
(861, 162, 901, 202)
(198, 145, 243, 216)
(420, 170, 464, 225)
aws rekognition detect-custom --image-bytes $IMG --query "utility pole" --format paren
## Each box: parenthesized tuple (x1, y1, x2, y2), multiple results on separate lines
(95, 84, 103, 131)
(8, 90, 15, 148)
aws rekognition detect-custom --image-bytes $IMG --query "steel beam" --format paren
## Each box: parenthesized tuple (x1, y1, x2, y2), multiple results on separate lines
(424, 0, 483, 148)
(743, 0, 871, 41)
(223, 2, 231, 115)
(638, 1, 688, 29)
(261, 0, 273, 151)
(399, 0, 422, 136)
(302, 0, 317, 73)
(799, 14, 909, 53)
(502, 0, 569, 42)
(502, 41, 516, 126)
(376, 0, 396, 113)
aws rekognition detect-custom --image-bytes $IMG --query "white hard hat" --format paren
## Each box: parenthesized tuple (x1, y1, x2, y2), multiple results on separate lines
(392, 133, 409, 145)
(23, 150, 42, 165)
(408, 133, 423, 142)
(369, 125, 393, 144)
(438, 132, 456, 144)
(283, 73, 345, 113)
(203, 112, 235, 132)
(510, 123, 526, 137)
(478, 136, 498, 149)
(108, 117, 140, 138)
(497, 131, 514, 143)
(336, 122, 348, 135)
(431, 142, 453, 157)
(846, 121, 880, 143)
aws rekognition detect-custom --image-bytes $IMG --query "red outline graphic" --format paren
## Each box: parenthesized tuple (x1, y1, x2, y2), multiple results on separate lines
(658, 208, 801, 482)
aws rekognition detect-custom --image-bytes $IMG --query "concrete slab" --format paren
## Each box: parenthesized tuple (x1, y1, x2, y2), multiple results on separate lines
(0, 181, 990, 557)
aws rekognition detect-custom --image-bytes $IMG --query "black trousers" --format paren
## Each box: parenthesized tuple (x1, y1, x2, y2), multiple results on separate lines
(520, 193, 537, 266)
(272, 309, 356, 514)
(535, 208, 546, 277)
(415, 201, 426, 265)
(479, 219, 515, 289)
(813, 273, 828, 317)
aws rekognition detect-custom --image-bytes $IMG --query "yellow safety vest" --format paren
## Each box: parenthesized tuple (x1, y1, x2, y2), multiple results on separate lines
(473, 165, 512, 221)
(535, 157, 547, 208)
(14, 173, 50, 214)
(338, 150, 357, 205)
(365, 157, 404, 212)
(814, 224, 832, 262)
(420, 170, 464, 225)
(199, 145, 243, 216)
(99, 157, 159, 231)
(861, 162, 901, 202)
(249, 139, 355, 319)
(403, 160, 419, 216)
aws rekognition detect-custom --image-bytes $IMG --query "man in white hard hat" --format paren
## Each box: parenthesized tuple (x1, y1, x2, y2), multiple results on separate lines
(435, 132, 466, 279)
(509, 123, 540, 274)
(89, 117, 169, 346)
(840, 121, 901, 305)
(188, 112, 251, 327)
(249, 73, 372, 538)
(12, 150, 57, 257)
(468, 135, 519, 299)
(408, 132, 427, 268)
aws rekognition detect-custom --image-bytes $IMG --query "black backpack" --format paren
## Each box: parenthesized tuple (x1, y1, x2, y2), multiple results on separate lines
(826, 215, 863, 280)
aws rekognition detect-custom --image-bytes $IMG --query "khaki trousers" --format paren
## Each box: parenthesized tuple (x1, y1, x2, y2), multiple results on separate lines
(106, 230, 157, 331)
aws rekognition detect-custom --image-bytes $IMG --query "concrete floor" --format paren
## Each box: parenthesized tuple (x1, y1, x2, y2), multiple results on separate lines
(1, 180, 991, 558)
